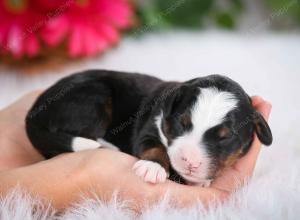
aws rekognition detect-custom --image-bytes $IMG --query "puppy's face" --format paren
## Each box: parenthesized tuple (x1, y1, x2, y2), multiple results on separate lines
(156, 75, 272, 184)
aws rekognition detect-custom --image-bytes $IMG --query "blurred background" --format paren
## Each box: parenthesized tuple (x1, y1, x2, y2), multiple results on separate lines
(0, 0, 299, 156)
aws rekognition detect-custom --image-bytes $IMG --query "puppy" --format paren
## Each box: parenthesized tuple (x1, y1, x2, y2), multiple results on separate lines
(26, 70, 272, 186)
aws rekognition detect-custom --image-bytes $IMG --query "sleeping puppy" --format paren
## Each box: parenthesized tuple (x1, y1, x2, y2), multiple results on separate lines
(26, 70, 272, 187)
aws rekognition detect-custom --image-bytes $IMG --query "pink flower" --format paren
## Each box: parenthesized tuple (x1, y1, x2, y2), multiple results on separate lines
(0, 0, 133, 59)
(39, 0, 133, 57)
(0, 1, 41, 58)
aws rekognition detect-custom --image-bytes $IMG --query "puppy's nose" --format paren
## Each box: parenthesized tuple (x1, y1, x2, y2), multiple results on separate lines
(181, 157, 202, 171)
(180, 148, 203, 171)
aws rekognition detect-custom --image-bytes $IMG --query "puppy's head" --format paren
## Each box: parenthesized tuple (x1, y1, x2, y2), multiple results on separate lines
(156, 75, 272, 184)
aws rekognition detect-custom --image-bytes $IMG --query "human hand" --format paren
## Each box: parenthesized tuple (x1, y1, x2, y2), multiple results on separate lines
(0, 91, 44, 170)
(0, 92, 271, 212)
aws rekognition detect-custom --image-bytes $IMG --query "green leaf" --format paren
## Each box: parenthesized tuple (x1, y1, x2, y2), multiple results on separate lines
(153, 0, 214, 28)
(215, 12, 235, 29)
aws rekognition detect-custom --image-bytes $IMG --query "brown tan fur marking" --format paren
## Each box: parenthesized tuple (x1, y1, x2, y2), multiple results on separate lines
(141, 146, 170, 171)
(215, 149, 243, 178)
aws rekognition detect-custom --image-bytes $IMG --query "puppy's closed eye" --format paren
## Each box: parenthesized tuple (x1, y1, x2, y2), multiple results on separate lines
(206, 125, 233, 142)
(217, 126, 232, 140)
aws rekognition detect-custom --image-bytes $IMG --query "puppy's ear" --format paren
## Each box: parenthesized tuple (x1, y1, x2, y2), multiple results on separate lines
(253, 111, 273, 146)
(163, 85, 198, 117)
(163, 86, 183, 117)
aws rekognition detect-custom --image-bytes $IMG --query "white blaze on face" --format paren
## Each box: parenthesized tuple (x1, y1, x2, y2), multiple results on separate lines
(158, 87, 238, 183)
(155, 113, 168, 147)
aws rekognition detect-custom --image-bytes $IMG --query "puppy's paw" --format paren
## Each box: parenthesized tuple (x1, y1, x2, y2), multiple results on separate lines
(133, 160, 168, 184)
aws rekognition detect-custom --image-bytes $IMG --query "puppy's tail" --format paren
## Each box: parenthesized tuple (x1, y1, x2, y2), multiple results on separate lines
(26, 122, 100, 159)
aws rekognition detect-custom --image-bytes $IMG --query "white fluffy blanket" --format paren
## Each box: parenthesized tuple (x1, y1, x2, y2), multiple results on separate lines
(0, 31, 300, 219)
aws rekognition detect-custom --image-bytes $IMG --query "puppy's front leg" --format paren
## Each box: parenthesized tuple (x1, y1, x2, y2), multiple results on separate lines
(133, 146, 170, 184)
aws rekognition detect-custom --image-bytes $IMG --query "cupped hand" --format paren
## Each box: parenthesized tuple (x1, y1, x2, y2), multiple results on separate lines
(0, 92, 272, 211)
